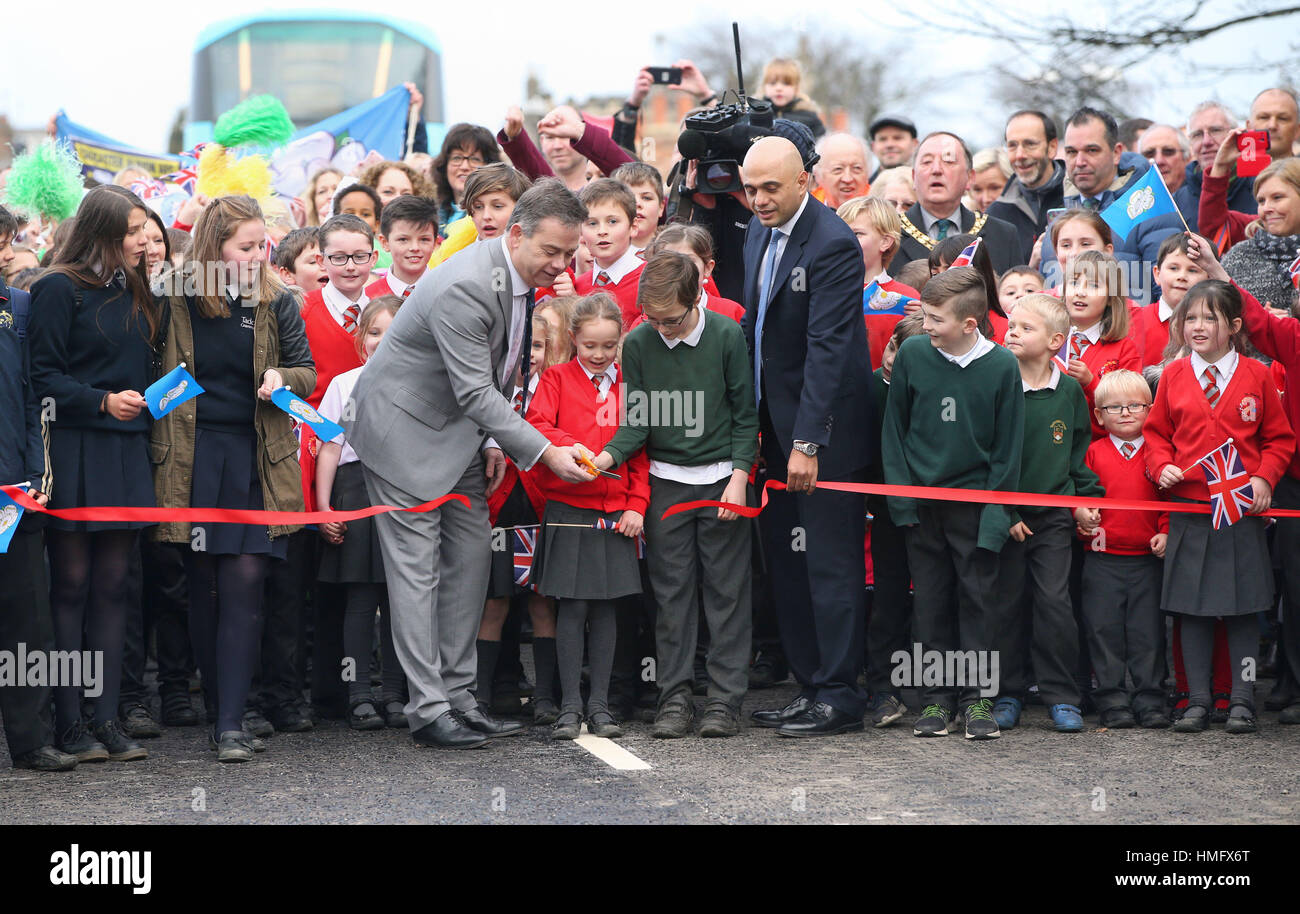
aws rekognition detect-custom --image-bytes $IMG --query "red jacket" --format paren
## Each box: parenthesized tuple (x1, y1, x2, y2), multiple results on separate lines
(1238, 281, 1300, 477)
(1075, 333, 1142, 437)
(1133, 302, 1175, 367)
(526, 359, 650, 515)
(1144, 355, 1295, 502)
(575, 262, 645, 330)
(300, 290, 364, 511)
(1084, 438, 1168, 555)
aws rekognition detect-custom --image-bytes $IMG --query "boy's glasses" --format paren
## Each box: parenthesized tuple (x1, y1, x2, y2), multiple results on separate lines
(643, 311, 690, 329)
(325, 252, 374, 266)
(1100, 403, 1151, 415)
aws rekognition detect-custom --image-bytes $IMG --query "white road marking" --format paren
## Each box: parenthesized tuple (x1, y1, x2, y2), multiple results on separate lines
(574, 725, 651, 770)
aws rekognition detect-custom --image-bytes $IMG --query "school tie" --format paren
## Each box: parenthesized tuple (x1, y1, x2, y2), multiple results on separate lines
(595, 271, 612, 287)
(935, 219, 954, 241)
(511, 388, 524, 413)
(518, 289, 537, 414)
(754, 227, 782, 408)
(591, 373, 607, 401)
(1071, 332, 1090, 360)
(342, 302, 361, 334)
(1203, 365, 1220, 407)
(401, 285, 413, 300)
(1121, 442, 1136, 459)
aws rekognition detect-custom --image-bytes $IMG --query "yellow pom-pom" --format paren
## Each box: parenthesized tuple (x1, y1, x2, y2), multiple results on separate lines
(429, 215, 478, 269)
(195, 144, 274, 207)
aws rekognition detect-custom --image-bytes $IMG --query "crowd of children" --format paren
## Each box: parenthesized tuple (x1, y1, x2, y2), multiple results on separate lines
(2, 60, 1299, 772)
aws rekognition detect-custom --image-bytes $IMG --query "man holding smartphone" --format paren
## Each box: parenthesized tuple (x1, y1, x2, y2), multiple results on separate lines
(987, 109, 1066, 263)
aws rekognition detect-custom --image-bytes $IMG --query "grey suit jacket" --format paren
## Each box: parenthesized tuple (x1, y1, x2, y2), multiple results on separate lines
(344, 238, 550, 500)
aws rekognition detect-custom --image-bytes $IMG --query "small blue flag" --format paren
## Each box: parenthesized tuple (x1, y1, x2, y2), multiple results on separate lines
(145, 363, 204, 419)
(0, 485, 27, 554)
(862, 282, 915, 316)
(1099, 168, 1179, 241)
(270, 386, 344, 443)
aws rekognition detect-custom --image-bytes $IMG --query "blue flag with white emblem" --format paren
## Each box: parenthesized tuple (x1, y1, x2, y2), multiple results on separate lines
(1100, 168, 1179, 241)
(0, 485, 27, 554)
(270, 386, 344, 443)
(145, 363, 204, 419)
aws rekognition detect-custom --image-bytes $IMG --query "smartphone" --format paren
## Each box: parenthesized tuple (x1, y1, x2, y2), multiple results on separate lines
(646, 66, 683, 85)
(1239, 129, 1270, 150)
(1045, 207, 1067, 225)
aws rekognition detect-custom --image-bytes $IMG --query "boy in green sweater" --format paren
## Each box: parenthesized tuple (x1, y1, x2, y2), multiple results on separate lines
(594, 252, 759, 738)
(995, 292, 1103, 733)
(881, 267, 1023, 740)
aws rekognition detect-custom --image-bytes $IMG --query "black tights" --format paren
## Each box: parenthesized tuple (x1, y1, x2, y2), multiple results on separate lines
(185, 552, 270, 734)
(557, 598, 617, 715)
(1180, 614, 1259, 709)
(48, 529, 138, 730)
(342, 584, 403, 704)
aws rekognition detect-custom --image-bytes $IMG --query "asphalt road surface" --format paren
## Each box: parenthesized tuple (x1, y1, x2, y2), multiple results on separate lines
(3, 682, 1297, 824)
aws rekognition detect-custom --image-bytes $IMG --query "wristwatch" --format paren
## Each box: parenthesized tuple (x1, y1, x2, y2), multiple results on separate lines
(792, 440, 819, 457)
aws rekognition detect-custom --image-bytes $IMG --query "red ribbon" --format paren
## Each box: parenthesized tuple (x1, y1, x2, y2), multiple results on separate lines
(660, 480, 1300, 520)
(0, 485, 471, 525)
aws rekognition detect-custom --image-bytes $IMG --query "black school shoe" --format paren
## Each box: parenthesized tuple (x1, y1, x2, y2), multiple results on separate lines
(119, 702, 162, 739)
(93, 720, 147, 761)
(160, 694, 199, 727)
(1099, 707, 1137, 729)
(1224, 703, 1258, 734)
(266, 704, 314, 733)
(13, 745, 78, 771)
(1138, 708, 1171, 729)
(57, 721, 108, 763)
(215, 730, 255, 763)
(242, 708, 275, 738)
(1171, 705, 1209, 732)
(349, 699, 386, 731)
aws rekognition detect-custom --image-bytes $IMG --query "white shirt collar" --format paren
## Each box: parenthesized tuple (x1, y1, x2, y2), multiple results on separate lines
(386, 269, 424, 298)
(870, 270, 893, 287)
(920, 203, 962, 233)
(499, 236, 529, 300)
(322, 281, 368, 327)
(1157, 297, 1174, 323)
(579, 361, 617, 400)
(937, 330, 994, 368)
(1073, 322, 1103, 345)
(1110, 433, 1145, 457)
(1022, 363, 1062, 392)
(592, 246, 643, 285)
(1190, 348, 1239, 387)
(661, 304, 707, 349)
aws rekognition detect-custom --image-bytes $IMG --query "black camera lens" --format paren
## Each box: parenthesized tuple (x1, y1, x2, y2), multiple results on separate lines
(705, 162, 736, 190)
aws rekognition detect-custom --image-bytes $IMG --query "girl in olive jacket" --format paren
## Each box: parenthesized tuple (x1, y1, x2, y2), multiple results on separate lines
(152, 195, 316, 762)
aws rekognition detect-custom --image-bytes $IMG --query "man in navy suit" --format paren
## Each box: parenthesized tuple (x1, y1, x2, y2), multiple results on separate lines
(740, 137, 873, 737)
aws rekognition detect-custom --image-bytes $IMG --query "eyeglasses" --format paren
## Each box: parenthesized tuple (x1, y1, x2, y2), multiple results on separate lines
(449, 153, 486, 168)
(643, 311, 691, 329)
(1100, 403, 1151, 415)
(324, 252, 374, 266)
(1188, 126, 1230, 143)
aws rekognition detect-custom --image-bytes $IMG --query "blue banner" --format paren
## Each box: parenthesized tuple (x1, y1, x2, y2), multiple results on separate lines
(145, 364, 205, 420)
(0, 485, 26, 554)
(270, 387, 344, 443)
(1100, 168, 1179, 241)
(53, 112, 186, 185)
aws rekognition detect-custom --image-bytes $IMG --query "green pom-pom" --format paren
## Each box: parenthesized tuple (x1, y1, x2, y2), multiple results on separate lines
(2, 140, 85, 221)
(213, 95, 295, 149)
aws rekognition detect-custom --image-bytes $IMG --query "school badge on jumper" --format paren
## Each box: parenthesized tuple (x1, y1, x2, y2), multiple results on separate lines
(0, 311, 12, 331)
(1100, 360, 1119, 377)
(1050, 419, 1066, 444)
(1239, 395, 1258, 423)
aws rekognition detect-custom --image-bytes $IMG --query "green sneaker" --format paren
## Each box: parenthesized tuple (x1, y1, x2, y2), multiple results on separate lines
(912, 704, 951, 737)
(963, 698, 1001, 740)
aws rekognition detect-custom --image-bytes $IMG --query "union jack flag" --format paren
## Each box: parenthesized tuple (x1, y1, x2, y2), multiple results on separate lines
(159, 145, 207, 196)
(512, 527, 538, 586)
(129, 179, 167, 200)
(949, 237, 982, 268)
(1198, 440, 1254, 529)
(593, 517, 645, 557)
(1288, 251, 1300, 290)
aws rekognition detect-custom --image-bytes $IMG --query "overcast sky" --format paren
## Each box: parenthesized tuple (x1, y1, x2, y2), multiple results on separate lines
(1, 0, 1290, 155)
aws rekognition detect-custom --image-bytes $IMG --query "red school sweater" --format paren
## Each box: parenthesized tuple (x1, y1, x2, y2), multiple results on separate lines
(1143, 355, 1296, 503)
(575, 262, 645, 331)
(1132, 302, 1176, 368)
(526, 359, 650, 515)
(299, 290, 365, 511)
(1238, 281, 1300, 478)
(1083, 438, 1168, 555)
(1074, 332, 1142, 437)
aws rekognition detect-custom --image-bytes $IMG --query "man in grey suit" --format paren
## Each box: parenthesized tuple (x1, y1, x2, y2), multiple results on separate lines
(346, 181, 594, 748)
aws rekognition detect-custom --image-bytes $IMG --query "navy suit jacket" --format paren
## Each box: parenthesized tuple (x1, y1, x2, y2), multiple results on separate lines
(740, 194, 873, 479)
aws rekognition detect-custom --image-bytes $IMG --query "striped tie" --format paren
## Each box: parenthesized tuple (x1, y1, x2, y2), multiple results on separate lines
(401, 285, 413, 300)
(594, 271, 612, 287)
(1071, 332, 1090, 360)
(342, 303, 361, 334)
(511, 389, 524, 413)
(1203, 365, 1220, 407)
(1121, 442, 1135, 459)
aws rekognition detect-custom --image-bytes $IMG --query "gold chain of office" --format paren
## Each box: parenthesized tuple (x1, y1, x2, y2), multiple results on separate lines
(899, 212, 988, 250)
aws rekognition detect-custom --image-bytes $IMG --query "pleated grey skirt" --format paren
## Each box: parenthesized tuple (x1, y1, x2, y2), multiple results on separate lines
(317, 461, 385, 584)
(1161, 502, 1272, 616)
(535, 501, 642, 601)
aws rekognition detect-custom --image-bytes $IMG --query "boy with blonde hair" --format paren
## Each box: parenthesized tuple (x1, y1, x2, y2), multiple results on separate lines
(838, 195, 919, 369)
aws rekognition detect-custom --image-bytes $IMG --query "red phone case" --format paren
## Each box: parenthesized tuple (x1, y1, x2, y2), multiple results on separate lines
(1237, 130, 1271, 178)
